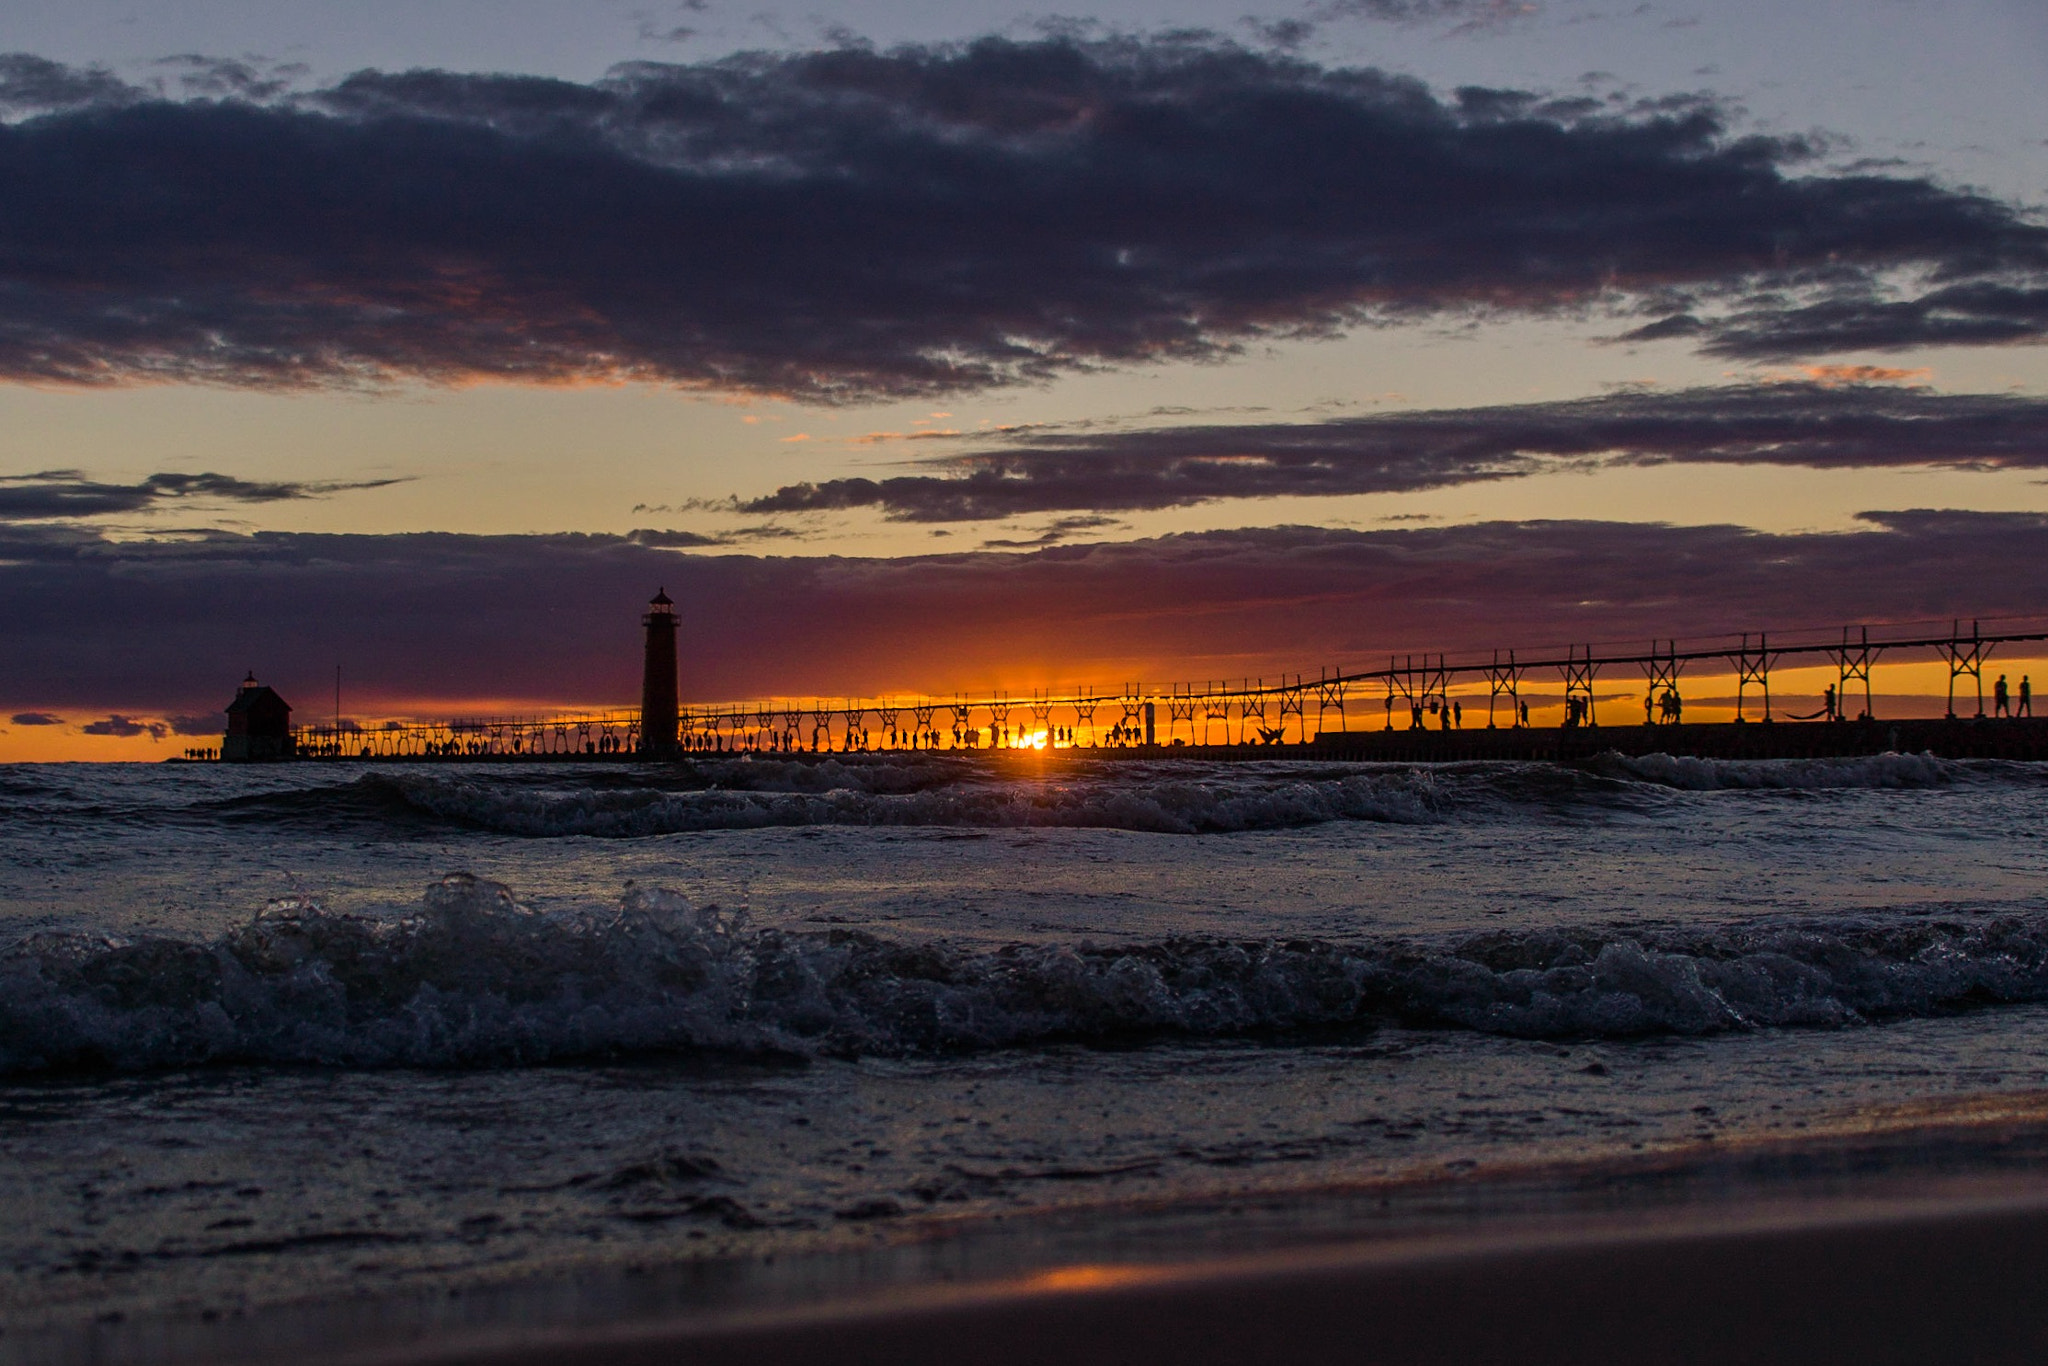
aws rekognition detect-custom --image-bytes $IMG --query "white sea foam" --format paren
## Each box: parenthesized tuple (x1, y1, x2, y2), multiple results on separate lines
(6, 874, 2048, 1075)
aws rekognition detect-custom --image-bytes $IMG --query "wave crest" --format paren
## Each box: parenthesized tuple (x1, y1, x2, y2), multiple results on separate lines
(173, 751, 2048, 843)
(371, 766, 1448, 836)
(6, 875, 2048, 1075)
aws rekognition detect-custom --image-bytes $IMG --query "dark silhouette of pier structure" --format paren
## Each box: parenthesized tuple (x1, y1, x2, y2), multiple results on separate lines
(271, 596, 2048, 763)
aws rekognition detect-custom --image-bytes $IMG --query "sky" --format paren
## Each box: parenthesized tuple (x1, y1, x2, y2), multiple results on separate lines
(2, 0, 2047, 756)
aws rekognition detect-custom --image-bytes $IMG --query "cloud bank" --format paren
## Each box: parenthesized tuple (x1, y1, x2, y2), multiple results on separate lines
(2, 37, 2044, 400)
(0, 471, 406, 522)
(739, 381, 2048, 520)
(4, 512, 2046, 721)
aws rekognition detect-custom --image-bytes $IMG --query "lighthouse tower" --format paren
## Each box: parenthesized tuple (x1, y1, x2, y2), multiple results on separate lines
(639, 588, 680, 756)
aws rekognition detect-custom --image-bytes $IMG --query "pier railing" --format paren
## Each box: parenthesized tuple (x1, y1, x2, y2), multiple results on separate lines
(292, 710, 641, 760)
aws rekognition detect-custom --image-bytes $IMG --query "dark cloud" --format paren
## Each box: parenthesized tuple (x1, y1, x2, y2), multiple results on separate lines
(4, 513, 2048, 714)
(0, 37, 2041, 400)
(0, 471, 407, 522)
(1314, 1, 1539, 33)
(1244, 17, 1318, 48)
(978, 514, 1125, 549)
(0, 53, 138, 115)
(624, 528, 727, 548)
(736, 381, 2048, 520)
(152, 55, 307, 102)
(79, 714, 169, 740)
(624, 525, 806, 548)
(164, 714, 223, 736)
(1680, 283, 2048, 360)
(9, 711, 62, 725)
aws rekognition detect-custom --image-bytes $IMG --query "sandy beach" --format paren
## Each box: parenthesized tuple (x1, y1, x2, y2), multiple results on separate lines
(19, 1098, 2048, 1366)
(301, 1186, 2048, 1366)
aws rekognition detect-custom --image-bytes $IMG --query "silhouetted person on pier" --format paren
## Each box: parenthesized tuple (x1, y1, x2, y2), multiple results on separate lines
(2022, 677, 2033, 717)
(1996, 674, 2010, 717)
(1823, 683, 1838, 722)
(1519, 700, 1529, 727)
(1645, 688, 1656, 724)
(1453, 701, 1462, 728)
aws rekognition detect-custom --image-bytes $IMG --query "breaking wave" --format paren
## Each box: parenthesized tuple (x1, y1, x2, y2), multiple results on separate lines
(8, 874, 2048, 1075)
(222, 763, 1455, 836)
(165, 751, 2045, 840)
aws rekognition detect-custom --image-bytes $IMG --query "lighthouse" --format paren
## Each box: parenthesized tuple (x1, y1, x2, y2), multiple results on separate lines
(639, 588, 680, 756)
(220, 672, 295, 761)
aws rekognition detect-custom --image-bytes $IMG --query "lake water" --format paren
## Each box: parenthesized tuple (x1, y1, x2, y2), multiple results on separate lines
(6, 751, 2048, 1360)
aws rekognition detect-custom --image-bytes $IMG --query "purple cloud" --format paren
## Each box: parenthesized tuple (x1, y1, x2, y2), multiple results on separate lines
(738, 381, 2048, 520)
(4, 512, 2048, 714)
(0, 471, 406, 522)
(0, 39, 2041, 401)
(79, 714, 170, 740)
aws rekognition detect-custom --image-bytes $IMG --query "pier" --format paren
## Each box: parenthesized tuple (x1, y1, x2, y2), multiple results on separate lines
(245, 717, 2048, 765)
(186, 610, 2048, 765)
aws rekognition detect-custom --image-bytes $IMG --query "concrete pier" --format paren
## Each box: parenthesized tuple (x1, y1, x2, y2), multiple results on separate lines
(1298, 716, 2048, 763)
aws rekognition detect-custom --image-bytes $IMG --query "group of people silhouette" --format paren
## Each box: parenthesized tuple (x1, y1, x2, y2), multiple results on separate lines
(1396, 697, 1465, 729)
(1994, 674, 2033, 717)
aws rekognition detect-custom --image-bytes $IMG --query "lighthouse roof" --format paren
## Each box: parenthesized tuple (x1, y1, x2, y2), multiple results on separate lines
(650, 587, 673, 606)
(225, 682, 291, 716)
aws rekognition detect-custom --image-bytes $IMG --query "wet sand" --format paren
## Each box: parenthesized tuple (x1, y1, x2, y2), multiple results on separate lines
(320, 1188, 2048, 1366)
(31, 1100, 2048, 1366)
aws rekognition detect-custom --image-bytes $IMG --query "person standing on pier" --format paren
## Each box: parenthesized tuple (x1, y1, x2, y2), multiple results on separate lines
(1995, 675, 2011, 717)
(2022, 677, 2033, 717)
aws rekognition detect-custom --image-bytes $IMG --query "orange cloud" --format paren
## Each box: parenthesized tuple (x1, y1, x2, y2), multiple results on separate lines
(1797, 364, 1932, 387)
(851, 429, 965, 445)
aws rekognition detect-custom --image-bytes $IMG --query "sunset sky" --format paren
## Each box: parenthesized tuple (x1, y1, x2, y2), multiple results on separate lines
(4, 0, 2048, 756)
